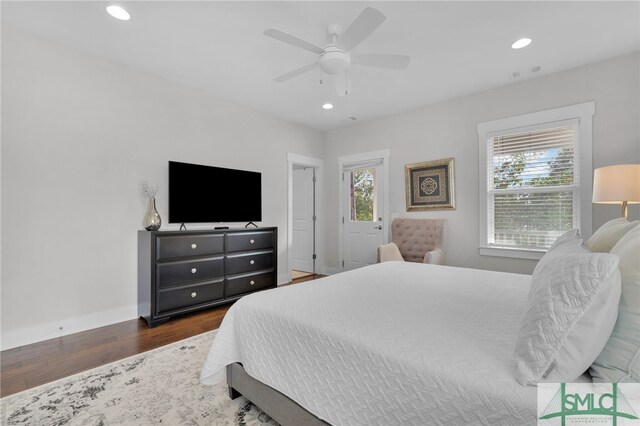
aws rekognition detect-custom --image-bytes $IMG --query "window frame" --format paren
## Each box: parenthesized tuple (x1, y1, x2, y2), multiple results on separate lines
(477, 102, 594, 259)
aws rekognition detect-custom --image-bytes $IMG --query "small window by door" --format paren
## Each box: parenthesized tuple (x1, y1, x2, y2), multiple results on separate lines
(349, 168, 378, 222)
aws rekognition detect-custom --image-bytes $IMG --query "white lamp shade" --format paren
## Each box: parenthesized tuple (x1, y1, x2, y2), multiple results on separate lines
(592, 164, 640, 204)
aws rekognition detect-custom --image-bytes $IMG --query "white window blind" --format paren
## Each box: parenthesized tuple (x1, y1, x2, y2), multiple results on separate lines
(486, 120, 580, 250)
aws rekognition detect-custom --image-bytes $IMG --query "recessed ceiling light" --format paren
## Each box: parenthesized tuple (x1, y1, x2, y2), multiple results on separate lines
(106, 5, 130, 21)
(322, 103, 334, 110)
(511, 38, 532, 49)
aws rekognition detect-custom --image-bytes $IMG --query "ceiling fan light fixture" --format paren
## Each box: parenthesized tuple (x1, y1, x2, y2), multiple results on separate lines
(322, 103, 334, 110)
(511, 38, 532, 49)
(106, 5, 130, 21)
(321, 48, 351, 75)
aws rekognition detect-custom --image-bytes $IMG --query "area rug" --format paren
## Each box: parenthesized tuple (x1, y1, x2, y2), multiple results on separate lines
(1, 331, 279, 425)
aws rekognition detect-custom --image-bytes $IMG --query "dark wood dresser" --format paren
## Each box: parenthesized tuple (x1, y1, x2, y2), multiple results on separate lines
(138, 227, 277, 327)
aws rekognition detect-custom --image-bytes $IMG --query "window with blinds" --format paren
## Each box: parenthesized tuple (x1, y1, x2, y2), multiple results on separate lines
(486, 121, 579, 249)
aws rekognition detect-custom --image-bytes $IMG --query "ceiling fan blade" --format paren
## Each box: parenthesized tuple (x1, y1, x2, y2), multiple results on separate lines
(351, 53, 410, 70)
(274, 62, 318, 82)
(338, 7, 386, 51)
(264, 29, 324, 55)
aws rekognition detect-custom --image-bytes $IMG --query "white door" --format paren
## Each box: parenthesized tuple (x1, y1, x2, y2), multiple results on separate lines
(342, 164, 385, 271)
(291, 167, 315, 272)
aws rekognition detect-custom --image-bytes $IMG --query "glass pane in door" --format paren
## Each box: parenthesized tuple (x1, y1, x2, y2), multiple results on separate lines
(349, 168, 377, 222)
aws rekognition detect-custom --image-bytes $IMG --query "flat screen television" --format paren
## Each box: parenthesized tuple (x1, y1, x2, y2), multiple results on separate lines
(168, 161, 262, 223)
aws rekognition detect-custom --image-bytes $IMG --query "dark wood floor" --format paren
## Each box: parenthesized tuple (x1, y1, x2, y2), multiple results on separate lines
(0, 274, 323, 398)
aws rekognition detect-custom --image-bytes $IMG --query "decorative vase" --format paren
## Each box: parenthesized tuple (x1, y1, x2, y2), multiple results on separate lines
(144, 197, 162, 231)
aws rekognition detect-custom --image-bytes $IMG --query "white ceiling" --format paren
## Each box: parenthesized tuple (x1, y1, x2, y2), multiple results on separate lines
(3, 1, 639, 131)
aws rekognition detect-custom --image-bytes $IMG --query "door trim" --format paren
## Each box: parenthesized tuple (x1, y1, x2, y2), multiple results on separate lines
(338, 149, 390, 271)
(287, 153, 324, 281)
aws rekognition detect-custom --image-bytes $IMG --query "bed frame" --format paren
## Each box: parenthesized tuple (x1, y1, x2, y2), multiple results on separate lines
(227, 363, 330, 426)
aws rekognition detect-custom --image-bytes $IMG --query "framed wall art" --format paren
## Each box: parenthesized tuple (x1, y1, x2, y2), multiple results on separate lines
(405, 158, 456, 211)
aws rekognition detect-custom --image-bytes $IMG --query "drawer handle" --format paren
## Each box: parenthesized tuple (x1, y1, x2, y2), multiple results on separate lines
(191, 268, 197, 274)
(250, 239, 255, 244)
(191, 243, 197, 249)
(250, 280, 255, 286)
(191, 292, 197, 298)
(250, 260, 255, 265)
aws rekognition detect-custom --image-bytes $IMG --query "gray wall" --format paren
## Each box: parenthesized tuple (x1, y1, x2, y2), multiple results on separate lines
(323, 53, 640, 274)
(2, 25, 638, 350)
(1, 28, 324, 349)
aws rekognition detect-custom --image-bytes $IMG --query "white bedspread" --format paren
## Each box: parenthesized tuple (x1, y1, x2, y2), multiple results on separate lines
(201, 262, 542, 425)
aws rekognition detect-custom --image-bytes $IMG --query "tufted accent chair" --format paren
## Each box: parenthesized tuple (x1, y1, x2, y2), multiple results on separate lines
(378, 218, 447, 265)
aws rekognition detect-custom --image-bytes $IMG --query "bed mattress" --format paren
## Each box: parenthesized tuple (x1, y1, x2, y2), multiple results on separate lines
(201, 262, 544, 425)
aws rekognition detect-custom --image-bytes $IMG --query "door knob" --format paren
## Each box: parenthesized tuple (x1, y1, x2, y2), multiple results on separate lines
(373, 225, 382, 230)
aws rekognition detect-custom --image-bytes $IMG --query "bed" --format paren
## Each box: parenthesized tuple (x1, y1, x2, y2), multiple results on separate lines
(200, 261, 586, 425)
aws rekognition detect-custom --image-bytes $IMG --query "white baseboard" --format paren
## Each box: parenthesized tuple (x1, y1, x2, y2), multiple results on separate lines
(0, 268, 327, 350)
(1, 304, 138, 351)
(2, 269, 335, 350)
(3, 272, 297, 349)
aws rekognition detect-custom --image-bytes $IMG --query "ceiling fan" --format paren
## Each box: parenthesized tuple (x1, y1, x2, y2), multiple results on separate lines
(264, 7, 410, 89)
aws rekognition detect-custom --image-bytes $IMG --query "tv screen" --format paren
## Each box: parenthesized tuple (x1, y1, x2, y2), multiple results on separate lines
(168, 161, 262, 223)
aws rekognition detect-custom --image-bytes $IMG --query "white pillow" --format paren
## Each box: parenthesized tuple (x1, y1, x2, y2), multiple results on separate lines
(587, 217, 639, 253)
(514, 245, 621, 385)
(533, 230, 584, 278)
(590, 224, 640, 382)
(548, 229, 581, 251)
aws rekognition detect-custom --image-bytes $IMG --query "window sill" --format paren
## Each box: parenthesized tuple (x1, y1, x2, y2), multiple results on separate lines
(479, 246, 546, 260)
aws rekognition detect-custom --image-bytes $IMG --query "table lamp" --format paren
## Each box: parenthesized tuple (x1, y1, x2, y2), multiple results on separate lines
(592, 164, 640, 218)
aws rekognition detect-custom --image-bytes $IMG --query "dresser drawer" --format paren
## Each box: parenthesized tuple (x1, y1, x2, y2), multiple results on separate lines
(226, 231, 274, 253)
(225, 251, 274, 275)
(226, 271, 274, 298)
(156, 234, 224, 261)
(157, 257, 224, 287)
(157, 280, 224, 314)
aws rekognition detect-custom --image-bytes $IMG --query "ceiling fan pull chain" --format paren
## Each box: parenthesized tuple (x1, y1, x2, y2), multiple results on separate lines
(345, 71, 349, 96)
(319, 56, 324, 85)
